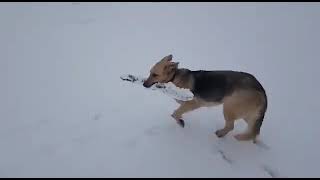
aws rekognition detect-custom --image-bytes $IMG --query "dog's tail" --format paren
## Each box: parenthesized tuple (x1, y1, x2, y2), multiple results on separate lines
(253, 90, 268, 139)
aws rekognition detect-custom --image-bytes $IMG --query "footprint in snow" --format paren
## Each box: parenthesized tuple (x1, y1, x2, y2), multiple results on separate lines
(125, 125, 164, 148)
(261, 164, 283, 178)
(93, 113, 102, 121)
(144, 126, 162, 136)
(217, 149, 233, 164)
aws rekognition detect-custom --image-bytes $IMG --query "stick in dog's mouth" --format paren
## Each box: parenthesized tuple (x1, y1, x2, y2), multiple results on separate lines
(120, 74, 194, 101)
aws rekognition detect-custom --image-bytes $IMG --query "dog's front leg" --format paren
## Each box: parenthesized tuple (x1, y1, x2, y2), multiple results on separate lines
(171, 100, 200, 127)
(174, 99, 184, 105)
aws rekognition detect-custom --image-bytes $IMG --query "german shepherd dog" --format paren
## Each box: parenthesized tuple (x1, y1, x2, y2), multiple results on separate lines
(143, 55, 267, 142)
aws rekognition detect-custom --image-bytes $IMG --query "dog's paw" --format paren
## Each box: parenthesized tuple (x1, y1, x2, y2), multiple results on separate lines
(170, 114, 184, 127)
(176, 119, 185, 128)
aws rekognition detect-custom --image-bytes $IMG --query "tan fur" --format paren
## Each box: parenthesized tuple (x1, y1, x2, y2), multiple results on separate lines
(171, 73, 193, 90)
(220, 90, 265, 141)
(145, 55, 266, 142)
(143, 55, 178, 87)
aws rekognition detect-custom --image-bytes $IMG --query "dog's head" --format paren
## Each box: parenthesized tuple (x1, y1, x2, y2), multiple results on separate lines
(143, 54, 179, 88)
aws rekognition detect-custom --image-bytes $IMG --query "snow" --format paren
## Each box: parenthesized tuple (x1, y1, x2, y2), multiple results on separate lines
(1, 2, 320, 178)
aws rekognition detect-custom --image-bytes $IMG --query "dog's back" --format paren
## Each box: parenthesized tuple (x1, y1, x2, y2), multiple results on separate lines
(190, 70, 266, 101)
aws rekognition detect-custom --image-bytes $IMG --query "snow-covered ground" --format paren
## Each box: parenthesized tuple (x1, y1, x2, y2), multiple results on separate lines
(1, 2, 320, 178)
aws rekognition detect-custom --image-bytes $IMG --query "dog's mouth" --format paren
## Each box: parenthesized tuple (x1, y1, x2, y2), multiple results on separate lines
(143, 81, 156, 88)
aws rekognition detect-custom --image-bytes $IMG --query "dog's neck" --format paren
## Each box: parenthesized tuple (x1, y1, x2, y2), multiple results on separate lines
(168, 68, 177, 82)
(170, 68, 193, 90)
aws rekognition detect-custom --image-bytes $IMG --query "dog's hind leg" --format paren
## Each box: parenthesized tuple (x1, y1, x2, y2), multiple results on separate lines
(234, 95, 267, 142)
(234, 111, 261, 141)
(222, 90, 267, 142)
(215, 103, 237, 138)
(234, 128, 256, 141)
(215, 119, 235, 138)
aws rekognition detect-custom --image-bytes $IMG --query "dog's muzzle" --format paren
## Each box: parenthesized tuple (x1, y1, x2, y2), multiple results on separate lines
(143, 81, 155, 88)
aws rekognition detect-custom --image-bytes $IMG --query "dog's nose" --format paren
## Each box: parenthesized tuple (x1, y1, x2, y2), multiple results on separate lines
(143, 81, 149, 88)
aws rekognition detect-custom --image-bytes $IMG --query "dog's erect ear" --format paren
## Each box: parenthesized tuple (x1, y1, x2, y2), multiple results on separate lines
(161, 54, 173, 62)
(166, 62, 179, 72)
(171, 62, 179, 69)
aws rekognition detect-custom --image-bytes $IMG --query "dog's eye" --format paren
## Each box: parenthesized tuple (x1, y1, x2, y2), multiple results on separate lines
(152, 73, 158, 77)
